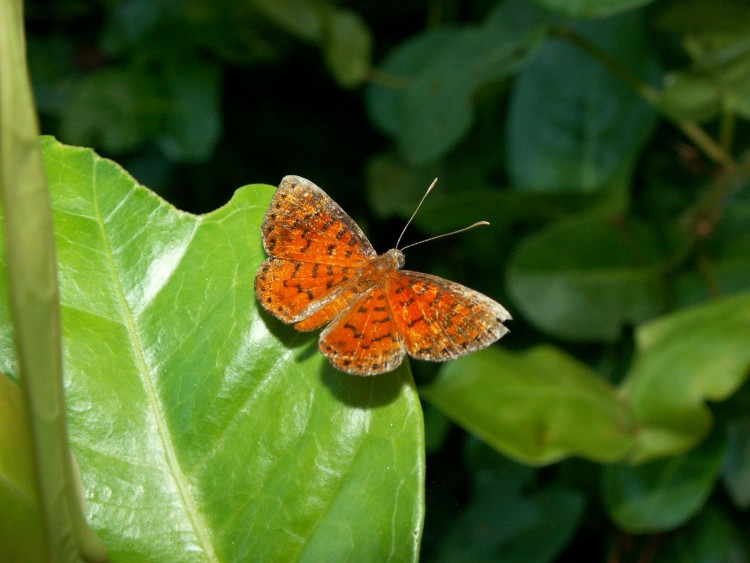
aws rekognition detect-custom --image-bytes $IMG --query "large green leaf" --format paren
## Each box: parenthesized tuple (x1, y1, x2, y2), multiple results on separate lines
(506, 10, 659, 192)
(506, 214, 667, 342)
(660, 51, 750, 123)
(0, 137, 425, 561)
(420, 346, 635, 465)
(623, 293, 750, 462)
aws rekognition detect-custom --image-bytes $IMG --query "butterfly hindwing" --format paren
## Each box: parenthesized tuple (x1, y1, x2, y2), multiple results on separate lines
(293, 284, 361, 331)
(319, 287, 406, 375)
(387, 271, 511, 361)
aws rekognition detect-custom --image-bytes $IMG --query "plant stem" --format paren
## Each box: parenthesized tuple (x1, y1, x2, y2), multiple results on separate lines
(0, 1, 108, 561)
(551, 26, 736, 170)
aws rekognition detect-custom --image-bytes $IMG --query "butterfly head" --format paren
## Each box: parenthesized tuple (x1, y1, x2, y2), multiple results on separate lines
(384, 248, 405, 270)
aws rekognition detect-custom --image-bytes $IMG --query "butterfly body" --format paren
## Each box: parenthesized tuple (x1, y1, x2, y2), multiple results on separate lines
(255, 176, 511, 376)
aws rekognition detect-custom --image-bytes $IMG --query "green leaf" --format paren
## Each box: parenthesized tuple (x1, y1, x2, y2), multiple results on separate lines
(660, 70, 723, 122)
(530, 0, 657, 18)
(506, 10, 659, 192)
(723, 418, 750, 508)
(435, 446, 584, 562)
(367, 0, 549, 164)
(602, 435, 727, 533)
(623, 294, 750, 462)
(249, 0, 324, 42)
(661, 51, 750, 122)
(506, 215, 666, 341)
(366, 29, 456, 139)
(656, 0, 750, 121)
(365, 152, 443, 219)
(654, 505, 750, 562)
(61, 61, 222, 163)
(421, 346, 635, 465)
(322, 8, 372, 88)
(0, 376, 45, 562)
(60, 67, 163, 153)
(249, 0, 373, 88)
(0, 137, 425, 560)
(158, 61, 221, 162)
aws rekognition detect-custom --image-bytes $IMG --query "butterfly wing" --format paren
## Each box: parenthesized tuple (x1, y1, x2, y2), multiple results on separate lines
(256, 259, 358, 326)
(387, 271, 511, 361)
(319, 287, 406, 375)
(255, 176, 376, 326)
(261, 175, 376, 265)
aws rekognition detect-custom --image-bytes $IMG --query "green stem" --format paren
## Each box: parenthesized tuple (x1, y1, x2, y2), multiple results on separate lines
(551, 26, 736, 170)
(696, 251, 723, 298)
(663, 148, 750, 276)
(0, 1, 108, 561)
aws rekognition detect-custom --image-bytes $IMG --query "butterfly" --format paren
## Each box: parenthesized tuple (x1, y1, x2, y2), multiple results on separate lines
(255, 175, 511, 375)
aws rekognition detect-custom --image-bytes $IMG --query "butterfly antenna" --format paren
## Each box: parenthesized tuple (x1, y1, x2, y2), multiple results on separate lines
(395, 177, 439, 250)
(399, 221, 490, 252)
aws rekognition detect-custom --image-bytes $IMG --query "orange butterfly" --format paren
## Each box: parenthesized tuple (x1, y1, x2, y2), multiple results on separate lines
(255, 176, 511, 375)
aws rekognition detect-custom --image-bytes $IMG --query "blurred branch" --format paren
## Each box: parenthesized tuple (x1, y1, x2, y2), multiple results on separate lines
(662, 149, 750, 277)
(552, 26, 736, 170)
(367, 67, 410, 90)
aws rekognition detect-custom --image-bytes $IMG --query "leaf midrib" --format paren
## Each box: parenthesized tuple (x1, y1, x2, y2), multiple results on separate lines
(91, 162, 217, 560)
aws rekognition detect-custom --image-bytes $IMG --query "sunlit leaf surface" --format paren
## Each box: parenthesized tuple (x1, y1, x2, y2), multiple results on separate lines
(0, 137, 425, 562)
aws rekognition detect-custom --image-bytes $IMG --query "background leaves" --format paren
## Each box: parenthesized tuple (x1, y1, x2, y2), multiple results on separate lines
(421, 346, 634, 464)
(507, 215, 666, 341)
(367, 0, 550, 164)
(506, 10, 659, 193)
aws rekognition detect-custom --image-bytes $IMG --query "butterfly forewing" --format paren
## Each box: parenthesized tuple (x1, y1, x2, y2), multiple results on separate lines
(261, 176, 376, 266)
(387, 271, 511, 361)
(256, 175, 377, 325)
